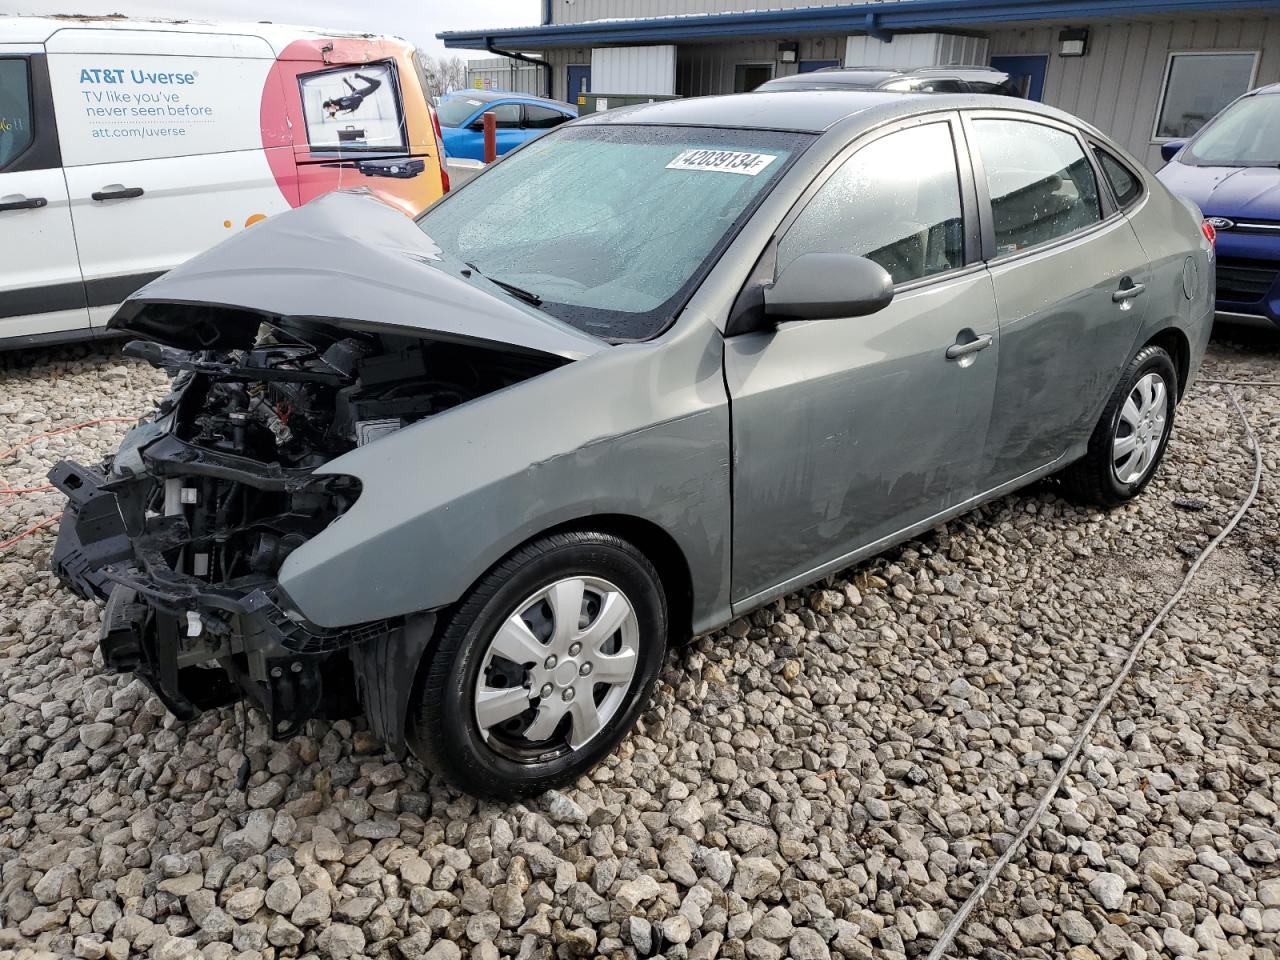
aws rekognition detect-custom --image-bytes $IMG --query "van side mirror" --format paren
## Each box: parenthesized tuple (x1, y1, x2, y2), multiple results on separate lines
(764, 253, 895, 322)
(1160, 139, 1187, 162)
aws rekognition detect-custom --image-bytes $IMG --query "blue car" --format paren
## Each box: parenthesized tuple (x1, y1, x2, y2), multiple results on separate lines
(1157, 84, 1280, 329)
(436, 90, 577, 161)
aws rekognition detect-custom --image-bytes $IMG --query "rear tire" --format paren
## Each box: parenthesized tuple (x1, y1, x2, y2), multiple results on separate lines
(1059, 344, 1178, 507)
(407, 531, 667, 799)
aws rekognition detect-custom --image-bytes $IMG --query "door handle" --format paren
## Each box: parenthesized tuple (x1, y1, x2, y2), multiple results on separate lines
(91, 186, 144, 202)
(0, 196, 48, 212)
(1113, 280, 1146, 302)
(946, 333, 994, 360)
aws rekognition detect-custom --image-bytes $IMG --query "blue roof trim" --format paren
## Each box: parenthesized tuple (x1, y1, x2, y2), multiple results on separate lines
(439, 0, 1272, 49)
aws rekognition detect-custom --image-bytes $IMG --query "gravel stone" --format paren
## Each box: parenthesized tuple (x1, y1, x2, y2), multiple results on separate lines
(0, 340, 1276, 960)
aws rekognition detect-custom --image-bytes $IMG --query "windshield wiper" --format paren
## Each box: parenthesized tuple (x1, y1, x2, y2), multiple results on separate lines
(464, 262, 543, 306)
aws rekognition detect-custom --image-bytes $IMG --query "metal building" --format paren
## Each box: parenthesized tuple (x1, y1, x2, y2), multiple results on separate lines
(464, 56, 545, 95)
(440, 0, 1280, 169)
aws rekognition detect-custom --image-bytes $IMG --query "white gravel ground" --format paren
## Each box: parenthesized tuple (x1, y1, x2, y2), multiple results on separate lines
(0, 331, 1276, 960)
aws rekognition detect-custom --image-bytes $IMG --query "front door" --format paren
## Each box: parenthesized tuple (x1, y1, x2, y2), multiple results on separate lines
(726, 117, 999, 607)
(990, 55, 1048, 101)
(0, 50, 89, 343)
(567, 65, 590, 109)
(964, 113, 1152, 484)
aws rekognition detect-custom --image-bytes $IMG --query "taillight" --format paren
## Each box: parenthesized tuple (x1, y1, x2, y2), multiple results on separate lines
(1201, 221, 1217, 245)
(428, 105, 450, 193)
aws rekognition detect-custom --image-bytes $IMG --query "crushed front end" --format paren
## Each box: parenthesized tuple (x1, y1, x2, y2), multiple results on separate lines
(49, 308, 561, 746)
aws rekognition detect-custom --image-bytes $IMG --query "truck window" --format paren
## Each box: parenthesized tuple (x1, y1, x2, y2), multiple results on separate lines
(0, 58, 34, 169)
(298, 61, 406, 153)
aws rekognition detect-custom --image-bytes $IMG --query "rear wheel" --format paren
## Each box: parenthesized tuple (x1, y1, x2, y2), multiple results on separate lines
(1060, 344, 1178, 506)
(407, 531, 667, 798)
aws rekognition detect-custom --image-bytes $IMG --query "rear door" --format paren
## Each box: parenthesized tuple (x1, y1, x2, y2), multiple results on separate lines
(964, 112, 1152, 485)
(0, 48, 89, 342)
(46, 27, 292, 326)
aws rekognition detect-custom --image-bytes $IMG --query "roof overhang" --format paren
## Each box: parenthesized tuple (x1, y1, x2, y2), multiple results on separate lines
(439, 0, 1272, 50)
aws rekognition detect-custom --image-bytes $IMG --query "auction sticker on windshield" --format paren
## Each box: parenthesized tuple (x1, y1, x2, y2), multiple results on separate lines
(666, 149, 778, 176)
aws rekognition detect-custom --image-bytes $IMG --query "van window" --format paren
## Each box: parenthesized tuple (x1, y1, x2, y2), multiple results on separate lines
(970, 118, 1102, 257)
(0, 58, 34, 169)
(779, 122, 965, 286)
(299, 61, 406, 152)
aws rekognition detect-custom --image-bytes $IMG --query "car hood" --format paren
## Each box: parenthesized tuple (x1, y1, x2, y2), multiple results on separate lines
(109, 190, 606, 361)
(1157, 162, 1280, 221)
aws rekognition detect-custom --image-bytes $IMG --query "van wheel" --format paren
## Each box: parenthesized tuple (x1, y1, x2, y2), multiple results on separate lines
(1060, 344, 1178, 507)
(407, 531, 667, 799)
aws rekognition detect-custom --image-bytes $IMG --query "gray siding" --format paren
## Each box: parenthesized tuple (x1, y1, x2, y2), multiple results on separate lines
(592, 45, 677, 93)
(552, 0, 906, 25)
(464, 57, 544, 95)
(989, 16, 1280, 169)
(676, 36, 846, 96)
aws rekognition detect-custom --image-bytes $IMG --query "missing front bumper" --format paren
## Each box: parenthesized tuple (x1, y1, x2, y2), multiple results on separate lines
(48, 452, 393, 739)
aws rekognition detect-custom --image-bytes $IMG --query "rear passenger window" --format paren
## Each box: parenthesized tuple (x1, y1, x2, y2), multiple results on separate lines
(524, 104, 570, 129)
(970, 118, 1102, 257)
(779, 122, 965, 286)
(489, 103, 522, 129)
(1094, 147, 1143, 208)
(0, 58, 34, 170)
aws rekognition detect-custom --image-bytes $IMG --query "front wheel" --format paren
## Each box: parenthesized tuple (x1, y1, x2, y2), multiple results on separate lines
(407, 531, 667, 799)
(1060, 344, 1178, 506)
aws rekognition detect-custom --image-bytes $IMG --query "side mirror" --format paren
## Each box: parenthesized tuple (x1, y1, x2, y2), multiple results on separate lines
(1160, 139, 1187, 162)
(764, 253, 894, 322)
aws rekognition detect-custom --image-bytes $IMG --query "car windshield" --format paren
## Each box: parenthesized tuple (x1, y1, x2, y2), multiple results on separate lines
(417, 124, 808, 341)
(1184, 94, 1280, 167)
(436, 95, 489, 127)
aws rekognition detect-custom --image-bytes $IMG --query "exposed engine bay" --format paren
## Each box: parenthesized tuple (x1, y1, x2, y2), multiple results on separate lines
(49, 308, 564, 748)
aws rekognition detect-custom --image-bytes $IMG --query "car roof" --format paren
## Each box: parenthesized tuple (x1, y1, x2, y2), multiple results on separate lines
(0, 14, 402, 49)
(443, 89, 572, 110)
(576, 90, 1082, 135)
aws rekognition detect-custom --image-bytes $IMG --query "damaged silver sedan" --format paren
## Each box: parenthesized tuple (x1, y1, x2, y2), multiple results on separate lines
(51, 93, 1214, 797)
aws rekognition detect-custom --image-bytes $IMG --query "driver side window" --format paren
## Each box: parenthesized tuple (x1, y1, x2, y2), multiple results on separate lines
(778, 122, 965, 286)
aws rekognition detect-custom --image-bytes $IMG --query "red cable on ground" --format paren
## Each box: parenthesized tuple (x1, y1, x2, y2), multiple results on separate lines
(0, 415, 141, 554)
(0, 516, 60, 551)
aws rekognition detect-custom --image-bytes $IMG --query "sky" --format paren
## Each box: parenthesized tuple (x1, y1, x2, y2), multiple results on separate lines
(14, 0, 537, 59)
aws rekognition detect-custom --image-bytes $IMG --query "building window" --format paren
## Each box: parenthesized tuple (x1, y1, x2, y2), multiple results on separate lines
(734, 63, 774, 93)
(1154, 52, 1257, 142)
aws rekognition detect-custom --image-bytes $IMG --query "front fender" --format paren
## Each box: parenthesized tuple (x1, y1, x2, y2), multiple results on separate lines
(277, 316, 732, 631)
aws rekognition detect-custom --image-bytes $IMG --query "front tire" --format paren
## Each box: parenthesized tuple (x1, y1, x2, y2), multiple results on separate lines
(407, 531, 667, 799)
(1060, 344, 1178, 507)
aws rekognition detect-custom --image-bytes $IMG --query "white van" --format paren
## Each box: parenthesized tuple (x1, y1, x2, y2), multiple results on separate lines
(0, 17, 448, 348)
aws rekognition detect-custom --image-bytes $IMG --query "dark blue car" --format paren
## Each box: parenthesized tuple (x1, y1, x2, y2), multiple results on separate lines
(436, 90, 577, 161)
(1157, 83, 1280, 329)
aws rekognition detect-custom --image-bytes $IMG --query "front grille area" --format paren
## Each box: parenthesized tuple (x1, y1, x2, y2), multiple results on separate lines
(1217, 257, 1280, 304)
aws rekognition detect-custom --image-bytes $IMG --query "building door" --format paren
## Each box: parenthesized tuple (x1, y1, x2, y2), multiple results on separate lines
(990, 55, 1048, 101)
(567, 65, 590, 107)
(798, 59, 840, 74)
(733, 63, 774, 92)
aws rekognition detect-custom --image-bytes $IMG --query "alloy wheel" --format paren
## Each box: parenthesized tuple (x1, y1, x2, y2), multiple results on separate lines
(473, 576, 639, 761)
(1112, 371, 1168, 485)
